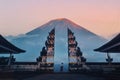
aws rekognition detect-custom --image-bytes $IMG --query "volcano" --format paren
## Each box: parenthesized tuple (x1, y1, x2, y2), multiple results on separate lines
(27, 18, 98, 36)
(9, 18, 107, 72)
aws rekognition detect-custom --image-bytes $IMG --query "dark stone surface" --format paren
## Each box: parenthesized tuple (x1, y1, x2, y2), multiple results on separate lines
(23, 73, 105, 80)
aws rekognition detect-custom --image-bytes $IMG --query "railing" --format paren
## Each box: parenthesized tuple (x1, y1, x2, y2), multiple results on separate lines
(0, 64, 38, 71)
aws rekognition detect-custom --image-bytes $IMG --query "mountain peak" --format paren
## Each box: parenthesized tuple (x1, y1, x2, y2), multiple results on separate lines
(26, 18, 97, 36)
(50, 18, 78, 25)
(51, 18, 75, 23)
(53, 18, 68, 21)
(45, 18, 83, 29)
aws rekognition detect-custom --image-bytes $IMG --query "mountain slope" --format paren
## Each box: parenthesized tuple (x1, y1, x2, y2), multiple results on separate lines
(26, 18, 99, 36)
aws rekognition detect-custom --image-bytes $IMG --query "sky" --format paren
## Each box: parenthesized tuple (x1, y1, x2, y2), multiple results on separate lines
(0, 0, 120, 38)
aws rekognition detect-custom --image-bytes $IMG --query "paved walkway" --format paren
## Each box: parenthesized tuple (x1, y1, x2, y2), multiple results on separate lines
(23, 73, 105, 80)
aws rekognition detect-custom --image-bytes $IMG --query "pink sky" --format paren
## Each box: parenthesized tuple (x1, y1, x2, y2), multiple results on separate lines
(0, 0, 120, 38)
